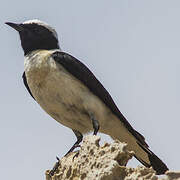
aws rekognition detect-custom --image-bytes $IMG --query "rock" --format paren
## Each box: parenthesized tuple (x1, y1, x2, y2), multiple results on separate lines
(45, 135, 180, 180)
(164, 171, 180, 180)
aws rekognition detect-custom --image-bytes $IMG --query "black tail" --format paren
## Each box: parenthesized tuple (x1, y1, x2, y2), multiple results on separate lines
(136, 141, 168, 175)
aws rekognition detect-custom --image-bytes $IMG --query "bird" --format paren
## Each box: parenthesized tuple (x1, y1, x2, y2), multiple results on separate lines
(6, 19, 168, 175)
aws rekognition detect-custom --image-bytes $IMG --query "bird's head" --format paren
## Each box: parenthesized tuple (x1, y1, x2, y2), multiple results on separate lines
(5, 19, 60, 55)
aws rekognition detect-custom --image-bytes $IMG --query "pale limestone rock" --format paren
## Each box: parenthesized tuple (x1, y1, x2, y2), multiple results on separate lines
(46, 135, 133, 180)
(124, 166, 157, 180)
(163, 171, 180, 180)
(45, 135, 180, 180)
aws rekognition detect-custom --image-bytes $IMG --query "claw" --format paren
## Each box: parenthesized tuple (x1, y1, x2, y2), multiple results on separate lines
(56, 156, 60, 161)
(73, 151, 80, 160)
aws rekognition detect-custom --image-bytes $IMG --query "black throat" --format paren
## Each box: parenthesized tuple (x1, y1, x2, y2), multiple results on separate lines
(19, 23, 60, 56)
(21, 35, 60, 56)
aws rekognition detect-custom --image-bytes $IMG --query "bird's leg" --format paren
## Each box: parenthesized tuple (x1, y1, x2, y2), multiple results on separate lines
(65, 130, 83, 156)
(49, 130, 83, 176)
(49, 156, 60, 176)
(89, 113, 100, 135)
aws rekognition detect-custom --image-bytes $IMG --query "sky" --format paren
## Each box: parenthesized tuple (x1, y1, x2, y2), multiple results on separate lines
(1, 0, 180, 179)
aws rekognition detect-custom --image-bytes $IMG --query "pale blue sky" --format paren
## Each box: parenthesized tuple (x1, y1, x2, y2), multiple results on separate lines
(1, 1, 180, 179)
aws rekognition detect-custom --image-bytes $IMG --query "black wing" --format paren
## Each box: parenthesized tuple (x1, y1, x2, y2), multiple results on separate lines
(52, 51, 148, 147)
(22, 72, 35, 100)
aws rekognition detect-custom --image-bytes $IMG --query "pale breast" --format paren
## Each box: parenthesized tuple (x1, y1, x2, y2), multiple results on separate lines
(24, 50, 94, 133)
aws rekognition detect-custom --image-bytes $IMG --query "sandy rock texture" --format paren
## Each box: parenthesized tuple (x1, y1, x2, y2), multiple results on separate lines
(46, 135, 179, 180)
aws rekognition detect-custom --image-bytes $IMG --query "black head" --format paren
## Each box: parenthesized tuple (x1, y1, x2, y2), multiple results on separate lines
(5, 19, 60, 55)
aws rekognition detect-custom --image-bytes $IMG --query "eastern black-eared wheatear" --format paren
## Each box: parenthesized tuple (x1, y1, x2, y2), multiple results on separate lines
(6, 19, 168, 174)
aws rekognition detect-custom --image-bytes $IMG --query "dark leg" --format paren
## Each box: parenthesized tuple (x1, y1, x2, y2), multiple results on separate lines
(49, 130, 83, 176)
(49, 156, 60, 176)
(65, 130, 83, 156)
(90, 113, 100, 135)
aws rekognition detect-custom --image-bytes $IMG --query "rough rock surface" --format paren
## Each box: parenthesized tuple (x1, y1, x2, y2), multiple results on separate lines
(46, 135, 179, 180)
